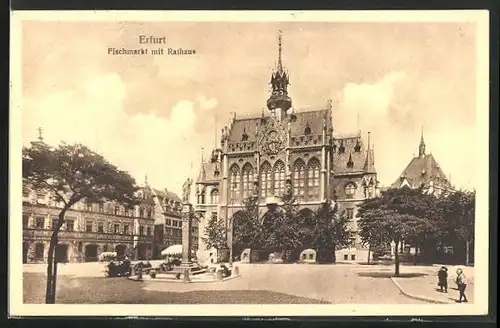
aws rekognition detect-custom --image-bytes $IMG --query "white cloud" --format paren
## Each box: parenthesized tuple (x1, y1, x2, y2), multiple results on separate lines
(332, 71, 476, 190)
(22, 73, 217, 196)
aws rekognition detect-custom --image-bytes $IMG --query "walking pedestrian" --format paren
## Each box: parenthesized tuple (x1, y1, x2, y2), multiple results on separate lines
(437, 266, 448, 293)
(455, 268, 468, 303)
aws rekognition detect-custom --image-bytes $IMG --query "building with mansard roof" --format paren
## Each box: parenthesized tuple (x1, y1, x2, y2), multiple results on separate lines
(194, 32, 379, 264)
(391, 131, 453, 196)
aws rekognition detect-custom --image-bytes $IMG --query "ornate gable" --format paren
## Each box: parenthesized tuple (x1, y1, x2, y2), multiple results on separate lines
(258, 115, 288, 157)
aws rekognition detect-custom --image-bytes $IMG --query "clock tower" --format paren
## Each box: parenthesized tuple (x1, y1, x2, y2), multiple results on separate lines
(267, 30, 292, 119)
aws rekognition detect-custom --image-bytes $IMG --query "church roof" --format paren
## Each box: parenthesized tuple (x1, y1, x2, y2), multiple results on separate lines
(391, 153, 451, 189)
(196, 161, 221, 184)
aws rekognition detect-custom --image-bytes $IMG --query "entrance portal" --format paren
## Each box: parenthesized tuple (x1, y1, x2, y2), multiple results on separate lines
(23, 242, 29, 264)
(55, 244, 69, 263)
(137, 244, 148, 260)
(115, 244, 127, 259)
(85, 244, 99, 262)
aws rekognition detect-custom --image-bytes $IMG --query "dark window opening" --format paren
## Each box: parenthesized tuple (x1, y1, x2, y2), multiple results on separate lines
(339, 143, 345, 154)
(23, 215, 29, 228)
(86, 221, 93, 233)
(97, 222, 104, 233)
(66, 220, 74, 232)
(35, 243, 44, 259)
(344, 254, 348, 261)
(35, 217, 45, 229)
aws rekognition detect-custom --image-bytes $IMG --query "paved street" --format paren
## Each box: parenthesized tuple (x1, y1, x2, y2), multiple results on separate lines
(23, 262, 432, 304)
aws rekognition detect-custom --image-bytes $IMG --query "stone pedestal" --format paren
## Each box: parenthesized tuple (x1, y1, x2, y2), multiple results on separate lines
(181, 202, 193, 267)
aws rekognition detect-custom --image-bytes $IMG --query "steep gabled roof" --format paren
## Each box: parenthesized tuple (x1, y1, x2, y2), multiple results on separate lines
(391, 154, 452, 189)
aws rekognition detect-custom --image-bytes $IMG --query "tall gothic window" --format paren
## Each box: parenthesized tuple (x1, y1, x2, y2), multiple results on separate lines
(242, 163, 254, 198)
(345, 182, 356, 199)
(210, 189, 219, 204)
(292, 159, 306, 199)
(306, 158, 321, 200)
(260, 162, 272, 198)
(229, 164, 240, 201)
(273, 161, 286, 197)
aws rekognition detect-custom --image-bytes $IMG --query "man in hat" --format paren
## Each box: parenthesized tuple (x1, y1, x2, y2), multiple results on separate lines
(455, 268, 468, 303)
(437, 266, 448, 293)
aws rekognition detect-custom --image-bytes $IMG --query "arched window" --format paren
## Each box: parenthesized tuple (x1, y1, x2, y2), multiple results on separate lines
(306, 158, 321, 200)
(345, 182, 356, 199)
(210, 189, 219, 204)
(260, 162, 272, 198)
(229, 164, 240, 201)
(273, 161, 286, 197)
(242, 163, 254, 198)
(292, 159, 306, 199)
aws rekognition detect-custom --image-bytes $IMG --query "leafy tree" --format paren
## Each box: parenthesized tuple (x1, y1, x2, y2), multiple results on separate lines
(309, 202, 350, 263)
(23, 141, 138, 303)
(437, 189, 475, 265)
(232, 193, 266, 250)
(263, 182, 302, 261)
(357, 187, 433, 276)
(201, 213, 227, 250)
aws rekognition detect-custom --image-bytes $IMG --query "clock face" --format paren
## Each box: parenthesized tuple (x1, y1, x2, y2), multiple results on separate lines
(263, 130, 283, 155)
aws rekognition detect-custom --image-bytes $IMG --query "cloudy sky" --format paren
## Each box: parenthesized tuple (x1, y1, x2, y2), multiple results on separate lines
(21, 20, 478, 195)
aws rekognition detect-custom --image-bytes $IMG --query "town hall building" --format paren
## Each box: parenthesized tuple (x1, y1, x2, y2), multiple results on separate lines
(194, 32, 379, 264)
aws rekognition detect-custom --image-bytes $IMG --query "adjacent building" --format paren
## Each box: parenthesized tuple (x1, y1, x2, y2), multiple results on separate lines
(22, 183, 156, 263)
(151, 187, 199, 259)
(391, 131, 453, 195)
(22, 135, 164, 264)
(195, 32, 379, 263)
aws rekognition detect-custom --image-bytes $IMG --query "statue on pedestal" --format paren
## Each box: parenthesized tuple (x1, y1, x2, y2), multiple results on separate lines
(182, 177, 193, 204)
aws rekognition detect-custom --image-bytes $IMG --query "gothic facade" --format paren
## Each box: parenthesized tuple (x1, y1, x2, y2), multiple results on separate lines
(195, 32, 379, 263)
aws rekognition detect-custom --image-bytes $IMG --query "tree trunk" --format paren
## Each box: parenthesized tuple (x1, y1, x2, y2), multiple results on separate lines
(45, 208, 68, 304)
(394, 240, 400, 277)
(332, 243, 336, 263)
(414, 246, 418, 265)
(367, 244, 371, 264)
(465, 238, 470, 266)
(45, 233, 57, 304)
(52, 236, 59, 296)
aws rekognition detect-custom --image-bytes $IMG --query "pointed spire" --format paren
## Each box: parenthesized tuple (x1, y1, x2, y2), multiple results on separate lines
(363, 132, 376, 173)
(277, 29, 283, 74)
(38, 127, 43, 141)
(419, 126, 426, 157)
(144, 174, 149, 187)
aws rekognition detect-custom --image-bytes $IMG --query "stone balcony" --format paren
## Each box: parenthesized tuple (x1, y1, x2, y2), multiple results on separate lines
(23, 228, 154, 244)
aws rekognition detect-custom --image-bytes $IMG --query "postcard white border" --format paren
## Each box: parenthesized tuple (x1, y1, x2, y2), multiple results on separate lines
(9, 10, 490, 317)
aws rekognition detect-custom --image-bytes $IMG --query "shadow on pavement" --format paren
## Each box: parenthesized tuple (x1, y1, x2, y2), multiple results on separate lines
(357, 272, 428, 278)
